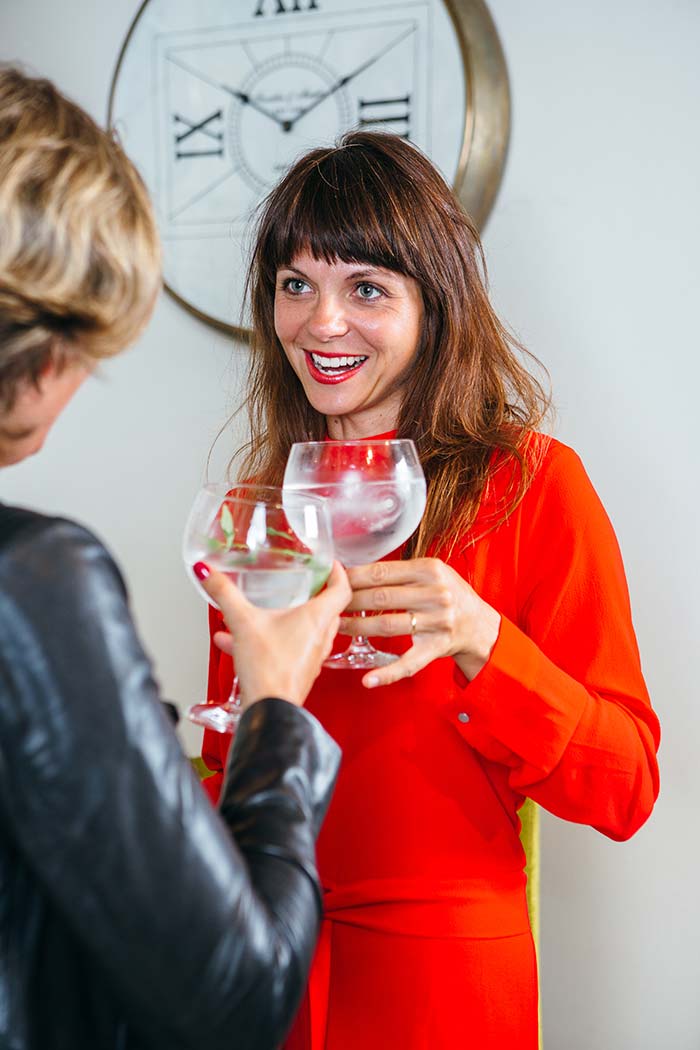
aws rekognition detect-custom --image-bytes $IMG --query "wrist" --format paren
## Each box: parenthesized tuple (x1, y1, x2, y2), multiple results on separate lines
(239, 680, 302, 709)
(241, 694, 295, 711)
(453, 605, 501, 682)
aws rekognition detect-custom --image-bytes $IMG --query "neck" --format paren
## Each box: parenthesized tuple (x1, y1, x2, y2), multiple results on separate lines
(326, 409, 399, 441)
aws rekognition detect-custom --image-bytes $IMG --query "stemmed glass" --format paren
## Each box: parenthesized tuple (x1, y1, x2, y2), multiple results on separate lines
(283, 439, 426, 670)
(183, 483, 334, 733)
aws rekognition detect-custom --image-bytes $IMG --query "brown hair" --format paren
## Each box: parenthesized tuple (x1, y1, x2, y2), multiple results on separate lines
(240, 131, 551, 556)
(0, 66, 161, 408)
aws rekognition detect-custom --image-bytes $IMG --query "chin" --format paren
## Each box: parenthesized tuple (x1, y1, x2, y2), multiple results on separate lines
(0, 442, 43, 468)
(0, 452, 23, 467)
(302, 384, 361, 417)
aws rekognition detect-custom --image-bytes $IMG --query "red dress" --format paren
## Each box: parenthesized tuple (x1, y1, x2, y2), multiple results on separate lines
(201, 436, 660, 1049)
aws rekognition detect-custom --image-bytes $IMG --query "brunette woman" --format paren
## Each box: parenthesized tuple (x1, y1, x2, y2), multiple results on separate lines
(0, 66, 351, 1050)
(201, 132, 660, 1049)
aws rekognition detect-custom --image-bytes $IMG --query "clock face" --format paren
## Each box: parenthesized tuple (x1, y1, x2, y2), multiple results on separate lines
(109, 0, 507, 335)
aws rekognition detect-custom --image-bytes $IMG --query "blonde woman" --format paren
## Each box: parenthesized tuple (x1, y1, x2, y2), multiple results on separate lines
(0, 66, 349, 1050)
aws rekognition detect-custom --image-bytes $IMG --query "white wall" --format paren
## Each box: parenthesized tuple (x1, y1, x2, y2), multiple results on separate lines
(1, 2, 698, 1046)
(485, 5, 700, 1047)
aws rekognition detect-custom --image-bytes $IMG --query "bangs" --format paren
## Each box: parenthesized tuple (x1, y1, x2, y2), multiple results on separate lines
(259, 143, 418, 277)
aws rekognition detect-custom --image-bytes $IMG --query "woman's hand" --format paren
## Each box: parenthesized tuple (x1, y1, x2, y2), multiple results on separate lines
(200, 561, 351, 709)
(339, 558, 501, 689)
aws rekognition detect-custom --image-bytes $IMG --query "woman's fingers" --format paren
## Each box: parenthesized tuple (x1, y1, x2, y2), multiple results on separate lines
(301, 562, 351, 661)
(212, 629, 234, 655)
(195, 562, 251, 627)
(346, 558, 437, 590)
(340, 610, 426, 638)
(202, 561, 351, 707)
(311, 560, 352, 616)
(342, 583, 444, 615)
(362, 638, 447, 689)
(342, 556, 501, 685)
(345, 559, 456, 619)
(340, 575, 459, 638)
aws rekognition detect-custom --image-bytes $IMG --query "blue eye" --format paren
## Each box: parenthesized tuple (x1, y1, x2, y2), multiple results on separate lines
(357, 283, 381, 300)
(281, 277, 310, 294)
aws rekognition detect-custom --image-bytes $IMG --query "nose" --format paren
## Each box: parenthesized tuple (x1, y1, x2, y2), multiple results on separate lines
(305, 293, 349, 342)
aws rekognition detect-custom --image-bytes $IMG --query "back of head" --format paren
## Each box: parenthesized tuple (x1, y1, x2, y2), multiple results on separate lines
(0, 66, 161, 408)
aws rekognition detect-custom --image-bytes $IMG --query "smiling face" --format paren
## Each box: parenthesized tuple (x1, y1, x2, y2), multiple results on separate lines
(0, 361, 89, 468)
(274, 252, 423, 439)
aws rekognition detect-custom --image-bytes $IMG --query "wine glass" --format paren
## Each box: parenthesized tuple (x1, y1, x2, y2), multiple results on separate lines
(183, 483, 334, 733)
(283, 439, 426, 670)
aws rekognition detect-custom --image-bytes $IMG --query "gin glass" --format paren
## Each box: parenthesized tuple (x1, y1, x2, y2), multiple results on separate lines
(283, 439, 426, 670)
(183, 483, 333, 732)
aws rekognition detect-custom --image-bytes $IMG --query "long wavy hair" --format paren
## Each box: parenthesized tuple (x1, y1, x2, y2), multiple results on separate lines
(238, 131, 551, 557)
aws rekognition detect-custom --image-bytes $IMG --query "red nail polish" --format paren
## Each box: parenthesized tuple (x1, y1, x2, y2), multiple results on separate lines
(193, 561, 210, 581)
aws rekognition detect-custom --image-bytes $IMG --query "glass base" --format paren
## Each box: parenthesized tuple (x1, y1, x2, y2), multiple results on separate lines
(323, 644, 399, 671)
(186, 701, 240, 734)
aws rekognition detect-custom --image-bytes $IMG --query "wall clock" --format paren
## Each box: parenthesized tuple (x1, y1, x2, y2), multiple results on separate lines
(109, 0, 510, 339)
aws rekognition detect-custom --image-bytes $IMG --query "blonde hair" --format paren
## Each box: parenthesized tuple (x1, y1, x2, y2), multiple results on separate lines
(0, 66, 161, 407)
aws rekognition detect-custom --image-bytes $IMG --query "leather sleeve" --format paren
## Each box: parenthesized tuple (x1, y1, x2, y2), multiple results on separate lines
(0, 515, 340, 1049)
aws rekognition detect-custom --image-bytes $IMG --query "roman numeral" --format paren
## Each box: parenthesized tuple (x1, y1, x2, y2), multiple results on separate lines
(254, 0, 319, 15)
(173, 111, 224, 160)
(358, 95, 411, 139)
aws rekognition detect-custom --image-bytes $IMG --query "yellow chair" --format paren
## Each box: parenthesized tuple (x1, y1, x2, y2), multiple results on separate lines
(520, 797, 540, 947)
(191, 755, 213, 780)
(519, 798, 542, 1048)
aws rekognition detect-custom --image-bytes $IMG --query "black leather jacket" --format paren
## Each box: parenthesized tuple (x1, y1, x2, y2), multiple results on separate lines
(0, 503, 340, 1049)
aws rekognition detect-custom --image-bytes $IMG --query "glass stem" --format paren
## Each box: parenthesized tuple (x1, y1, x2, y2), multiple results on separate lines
(348, 610, 376, 654)
(227, 675, 243, 725)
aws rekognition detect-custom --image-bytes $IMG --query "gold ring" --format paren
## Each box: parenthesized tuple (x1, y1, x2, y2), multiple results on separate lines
(410, 613, 418, 636)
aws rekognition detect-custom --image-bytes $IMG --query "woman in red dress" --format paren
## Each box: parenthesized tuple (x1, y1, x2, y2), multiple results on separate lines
(201, 132, 660, 1049)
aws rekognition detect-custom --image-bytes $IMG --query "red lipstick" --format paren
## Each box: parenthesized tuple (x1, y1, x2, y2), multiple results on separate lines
(304, 350, 368, 385)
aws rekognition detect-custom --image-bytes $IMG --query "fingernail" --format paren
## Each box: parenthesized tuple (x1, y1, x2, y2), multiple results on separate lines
(365, 675, 379, 688)
(193, 561, 211, 581)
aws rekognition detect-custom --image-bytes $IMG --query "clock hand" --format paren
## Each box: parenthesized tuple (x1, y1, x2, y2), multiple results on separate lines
(166, 53, 289, 130)
(220, 84, 290, 130)
(286, 25, 416, 130)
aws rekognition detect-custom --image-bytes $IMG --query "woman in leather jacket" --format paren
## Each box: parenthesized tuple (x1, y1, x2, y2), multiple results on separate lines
(0, 66, 349, 1050)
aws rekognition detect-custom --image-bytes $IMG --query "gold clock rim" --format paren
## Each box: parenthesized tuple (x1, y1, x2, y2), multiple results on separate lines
(107, 0, 510, 339)
(445, 0, 511, 231)
(107, 0, 149, 126)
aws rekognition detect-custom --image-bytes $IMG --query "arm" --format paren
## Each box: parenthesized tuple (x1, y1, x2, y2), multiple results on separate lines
(0, 517, 340, 1049)
(452, 444, 659, 840)
(342, 442, 659, 841)
(200, 558, 350, 802)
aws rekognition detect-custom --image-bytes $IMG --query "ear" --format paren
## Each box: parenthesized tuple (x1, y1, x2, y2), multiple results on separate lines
(37, 358, 58, 383)
(38, 340, 82, 384)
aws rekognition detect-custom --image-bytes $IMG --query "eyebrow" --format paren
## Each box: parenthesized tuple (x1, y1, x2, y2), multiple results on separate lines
(279, 264, 391, 281)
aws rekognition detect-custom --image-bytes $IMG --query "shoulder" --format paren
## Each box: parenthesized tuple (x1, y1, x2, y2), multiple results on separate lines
(516, 435, 620, 556)
(531, 432, 586, 476)
(524, 434, 601, 511)
(481, 433, 591, 518)
(0, 502, 52, 548)
(477, 433, 611, 544)
(0, 503, 126, 607)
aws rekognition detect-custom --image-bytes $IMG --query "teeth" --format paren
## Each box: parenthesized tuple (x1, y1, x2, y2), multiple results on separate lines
(311, 353, 367, 371)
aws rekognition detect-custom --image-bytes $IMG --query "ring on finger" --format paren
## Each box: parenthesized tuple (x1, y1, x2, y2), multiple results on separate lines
(409, 612, 418, 636)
